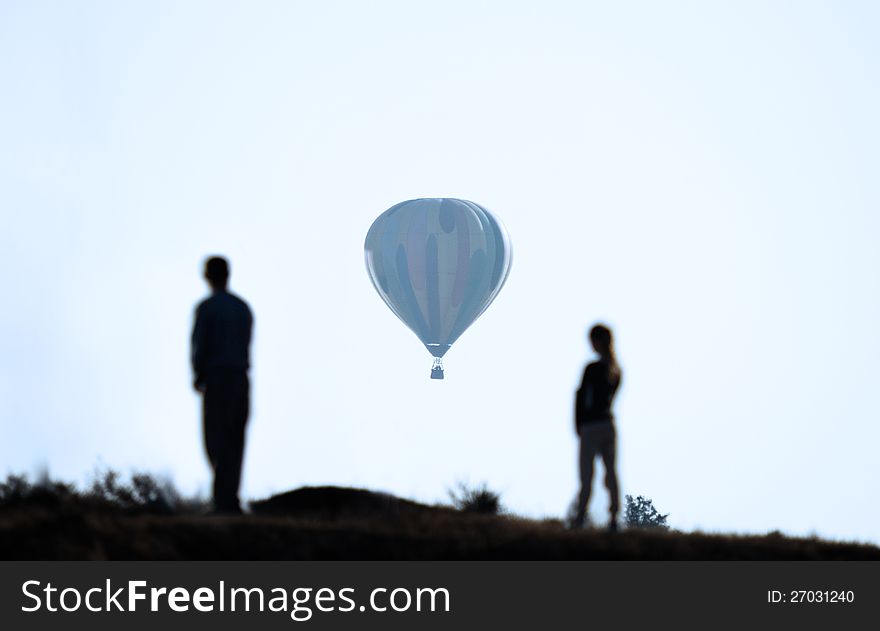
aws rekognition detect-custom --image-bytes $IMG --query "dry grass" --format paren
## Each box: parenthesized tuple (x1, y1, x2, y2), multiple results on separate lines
(1, 479, 877, 560)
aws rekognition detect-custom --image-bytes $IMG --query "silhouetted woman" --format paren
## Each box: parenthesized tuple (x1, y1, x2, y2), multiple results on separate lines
(572, 324, 621, 531)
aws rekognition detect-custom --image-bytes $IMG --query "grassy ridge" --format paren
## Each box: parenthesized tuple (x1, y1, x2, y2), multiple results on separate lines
(0, 479, 877, 560)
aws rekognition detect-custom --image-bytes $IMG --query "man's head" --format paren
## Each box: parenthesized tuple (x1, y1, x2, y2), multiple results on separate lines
(204, 256, 230, 291)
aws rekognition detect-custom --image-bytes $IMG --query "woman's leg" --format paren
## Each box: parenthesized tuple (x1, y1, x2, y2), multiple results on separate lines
(574, 428, 596, 526)
(599, 425, 620, 523)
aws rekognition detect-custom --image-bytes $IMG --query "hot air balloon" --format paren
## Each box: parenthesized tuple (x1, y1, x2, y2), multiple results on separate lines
(364, 198, 512, 379)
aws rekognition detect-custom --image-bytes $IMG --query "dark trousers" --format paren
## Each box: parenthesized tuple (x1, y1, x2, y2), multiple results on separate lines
(202, 370, 249, 512)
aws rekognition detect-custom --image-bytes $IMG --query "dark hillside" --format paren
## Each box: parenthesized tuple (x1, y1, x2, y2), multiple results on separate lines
(1, 482, 877, 561)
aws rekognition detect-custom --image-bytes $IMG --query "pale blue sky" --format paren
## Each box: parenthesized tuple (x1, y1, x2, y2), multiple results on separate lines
(1, 0, 878, 543)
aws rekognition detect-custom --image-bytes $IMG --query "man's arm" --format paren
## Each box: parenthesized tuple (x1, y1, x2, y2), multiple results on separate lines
(191, 304, 209, 391)
(245, 304, 253, 359)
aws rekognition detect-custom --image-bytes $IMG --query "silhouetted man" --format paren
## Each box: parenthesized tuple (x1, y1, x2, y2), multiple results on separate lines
(191, 256, 253, 514)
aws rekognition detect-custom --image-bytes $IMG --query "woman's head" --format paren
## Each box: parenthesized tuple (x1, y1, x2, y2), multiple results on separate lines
(589, 323, 614, 359)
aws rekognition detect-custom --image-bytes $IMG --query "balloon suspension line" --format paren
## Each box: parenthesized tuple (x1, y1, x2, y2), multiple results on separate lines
(430, 357, 444, 380)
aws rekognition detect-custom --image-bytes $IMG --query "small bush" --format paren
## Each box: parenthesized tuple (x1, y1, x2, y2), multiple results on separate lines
(0, 473, 75, 509)
(624, 494, 669, 530)
(0, 475, 32, 505)
(449, 482, 503, 515)
(0, 469, 209, 515)
(88, 469, 184, 514)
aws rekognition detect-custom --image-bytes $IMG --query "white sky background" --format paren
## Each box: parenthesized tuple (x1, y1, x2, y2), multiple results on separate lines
(1, 0, 878, 543)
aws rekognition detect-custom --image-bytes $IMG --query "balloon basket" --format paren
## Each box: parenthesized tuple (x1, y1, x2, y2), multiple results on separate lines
(430, 358, 444, 380)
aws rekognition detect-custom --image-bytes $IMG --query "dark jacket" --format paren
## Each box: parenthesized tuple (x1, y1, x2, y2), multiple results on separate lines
(575, 360, 621, 432)
(191, 290, 253, 387)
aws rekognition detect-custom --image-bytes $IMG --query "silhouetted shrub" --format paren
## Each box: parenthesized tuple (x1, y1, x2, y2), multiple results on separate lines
(449, 482, 503, 514)
(0, 475, 30, 505)
(88, 469, 210, 514)
(624, 495, 669, 530)
(88, 470, 184, 514)
(0, 473, 75, 509)
(0, 470, 208, 515)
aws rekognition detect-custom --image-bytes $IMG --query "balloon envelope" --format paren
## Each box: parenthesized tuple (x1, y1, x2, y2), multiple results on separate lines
(364, 198, 512, 375)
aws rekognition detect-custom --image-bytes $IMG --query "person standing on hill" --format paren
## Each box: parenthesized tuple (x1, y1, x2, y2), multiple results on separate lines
(191, 256, 253, 514)
(571, 323, 622, 531)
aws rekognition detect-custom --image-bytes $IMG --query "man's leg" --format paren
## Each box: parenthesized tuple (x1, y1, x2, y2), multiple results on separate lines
(224, 373, 249, 513)
(203, 380, 224, 507)
(204, 372, 246, 513)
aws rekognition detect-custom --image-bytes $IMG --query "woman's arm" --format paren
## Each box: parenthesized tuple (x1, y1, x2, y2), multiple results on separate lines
(574, 366, 594, 433)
